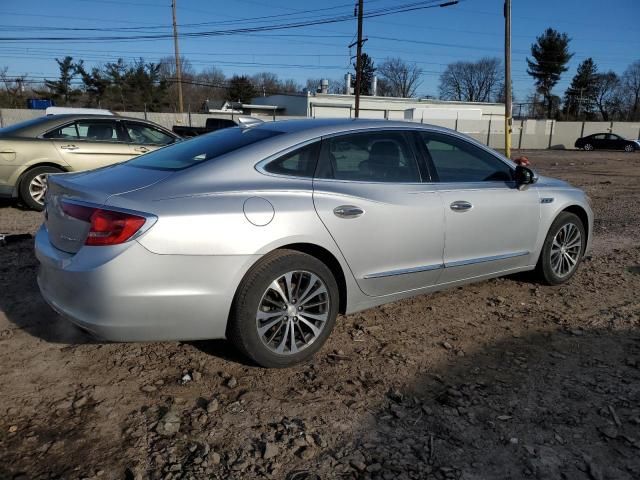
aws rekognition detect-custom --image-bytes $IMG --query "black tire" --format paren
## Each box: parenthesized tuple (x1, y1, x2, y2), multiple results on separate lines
(583, 143, 594, 151)
(227, 249, 339, 368)
(536, 212, 586, 285)
(624, 144, 634, 153)
(19, 166, 63, 211)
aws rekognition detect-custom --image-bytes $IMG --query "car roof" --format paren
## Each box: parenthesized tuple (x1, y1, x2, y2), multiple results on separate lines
(258, 117, 451, 137)
(0, 114, 169, 138)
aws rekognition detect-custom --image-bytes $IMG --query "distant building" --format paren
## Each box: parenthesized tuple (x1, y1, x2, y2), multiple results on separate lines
(202, 99, 283, 118)
(251, 92, 505, 121)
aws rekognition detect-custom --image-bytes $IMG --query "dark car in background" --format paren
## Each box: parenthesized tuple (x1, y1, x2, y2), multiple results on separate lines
(172, 117, 237, 138)
(575, 133, 640, 152)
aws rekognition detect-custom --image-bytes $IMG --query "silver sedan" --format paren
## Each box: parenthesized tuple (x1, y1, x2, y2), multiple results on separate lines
(36, 118, 593, 367)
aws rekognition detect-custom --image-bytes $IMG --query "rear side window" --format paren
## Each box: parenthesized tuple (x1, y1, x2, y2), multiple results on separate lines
(44, 120, 121, 142)
(317, 131, 421, 183)
(127, 127, 283, 171)
(125, 122, 175, 145)
(264, 142, 320, 178)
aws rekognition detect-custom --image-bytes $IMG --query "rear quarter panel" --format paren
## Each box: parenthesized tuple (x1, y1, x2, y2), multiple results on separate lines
(0, 138, 68, 189)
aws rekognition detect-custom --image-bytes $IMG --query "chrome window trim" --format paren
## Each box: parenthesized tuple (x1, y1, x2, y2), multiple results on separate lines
(444, 251, 529, 268)
(254, 137, 321, 180)
(256, 124, 518, 184)
(363, 250, 530, 279)
(363, 263, 444, 279)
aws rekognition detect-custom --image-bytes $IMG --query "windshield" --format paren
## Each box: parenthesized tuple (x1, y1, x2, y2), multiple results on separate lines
(126, 126, 284, 171)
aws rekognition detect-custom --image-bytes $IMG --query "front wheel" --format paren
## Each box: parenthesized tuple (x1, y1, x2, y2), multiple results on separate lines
(227, 250, 339, 368)
(583, 143, 594, 151)
(19, 166, 63, 211)
(536, 212, 586, 285)
(624, 144, 634, 152)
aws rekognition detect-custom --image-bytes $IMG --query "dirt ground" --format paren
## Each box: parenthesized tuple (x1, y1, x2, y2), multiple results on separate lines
(0, 149, 639, 480)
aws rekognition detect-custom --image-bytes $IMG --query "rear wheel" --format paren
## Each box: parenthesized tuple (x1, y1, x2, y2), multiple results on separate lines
(19, 166, 63, 211)
(583, 143, 594, 151)
(624, 144, 634, 152)
(227, 249, 339, 368)
(536, 212, 586, 285)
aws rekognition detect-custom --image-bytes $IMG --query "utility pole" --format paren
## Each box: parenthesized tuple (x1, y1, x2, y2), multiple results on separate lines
(504, 0, 512, 158)
(171, 0, 184, 113)
(354, 0, 364, 118)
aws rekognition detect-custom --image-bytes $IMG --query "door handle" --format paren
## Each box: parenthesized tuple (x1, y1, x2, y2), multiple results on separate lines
(134, 146, 149, 153)
(60, 144, 78, 151)
(333, 205, 364, 218)
(450, 201, 472, 212)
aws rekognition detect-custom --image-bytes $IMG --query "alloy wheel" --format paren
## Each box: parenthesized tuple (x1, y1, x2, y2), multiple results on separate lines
(550, 223, 582, 278)
(256, 270, 329, 355)
(625, 144, 633, 152)
(584, 144, 594, 151)
(29, 173, 48, 205)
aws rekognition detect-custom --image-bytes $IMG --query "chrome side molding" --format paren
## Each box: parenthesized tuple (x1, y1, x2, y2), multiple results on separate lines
(363, 251, 530, 279)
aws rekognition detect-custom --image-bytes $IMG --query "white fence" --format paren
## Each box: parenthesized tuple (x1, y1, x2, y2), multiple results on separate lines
(1, 108, 639, 150)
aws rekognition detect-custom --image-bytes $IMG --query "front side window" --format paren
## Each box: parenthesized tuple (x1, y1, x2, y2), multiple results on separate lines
(127, 126, 283, 171)
(126, 122, 175, 145)
(264, 142, 319, 177)
(420, 132, 513, 183)
(44, 120, 120, 142)
(317, 131, 420, 183)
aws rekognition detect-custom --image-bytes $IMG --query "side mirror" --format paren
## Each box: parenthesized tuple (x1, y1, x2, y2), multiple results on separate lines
(514, 165, 537, 189)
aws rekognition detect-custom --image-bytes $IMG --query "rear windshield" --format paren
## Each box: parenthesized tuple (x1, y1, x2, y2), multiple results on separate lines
(0, 116, 50, 135)
(126, 127, 283, 171)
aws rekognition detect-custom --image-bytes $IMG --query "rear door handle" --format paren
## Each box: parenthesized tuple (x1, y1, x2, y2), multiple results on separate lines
(60, 144, 78, 151)
(333, 205, 364, 218)
(450, 201, 472, 212)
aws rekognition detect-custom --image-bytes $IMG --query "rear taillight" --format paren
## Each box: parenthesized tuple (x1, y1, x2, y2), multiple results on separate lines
(62, 202, 147, 246)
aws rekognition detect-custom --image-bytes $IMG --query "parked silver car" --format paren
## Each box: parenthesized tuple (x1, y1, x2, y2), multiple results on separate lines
(36, 119, 593, 367)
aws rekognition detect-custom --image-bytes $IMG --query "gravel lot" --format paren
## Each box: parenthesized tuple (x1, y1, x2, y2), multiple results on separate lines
(1, 150, 639, 480)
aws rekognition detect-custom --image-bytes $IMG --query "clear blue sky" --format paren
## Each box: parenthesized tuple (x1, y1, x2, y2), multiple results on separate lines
(1, 0, 639, 103)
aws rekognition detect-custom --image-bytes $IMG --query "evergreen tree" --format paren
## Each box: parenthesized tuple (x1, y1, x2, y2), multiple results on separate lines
(226, 75, 257, 103)
(526, 28, 573, 118)
(563, 58, 598, 120)
(44, 56, 81, 105)
(353, 53, 376, 95)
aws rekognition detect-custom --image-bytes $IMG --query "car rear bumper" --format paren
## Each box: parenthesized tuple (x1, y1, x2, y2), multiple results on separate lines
(35, 225, 259, 342)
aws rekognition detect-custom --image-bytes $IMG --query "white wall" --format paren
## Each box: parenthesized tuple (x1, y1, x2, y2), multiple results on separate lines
(2, 109, 639, 150)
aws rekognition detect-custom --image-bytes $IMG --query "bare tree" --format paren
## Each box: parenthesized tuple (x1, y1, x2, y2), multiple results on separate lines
(377, 58, 423, 98)
(593, 71, 622, 121)
(0, 67, 28, 108)
(621, 60, 640, 121)
(305, 78, 342, 94)
(252, 72, 281, 96)
(439, 57, 502, 103)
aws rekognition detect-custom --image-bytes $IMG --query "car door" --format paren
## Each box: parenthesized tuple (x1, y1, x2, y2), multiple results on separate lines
(591, 133, 607, 149)
(416, 131, 540, 284)
(312, 129, 445, 297)
(606, 134, 622, 150)
(44, 118, 133, 171)
(123, 121, 177, 156)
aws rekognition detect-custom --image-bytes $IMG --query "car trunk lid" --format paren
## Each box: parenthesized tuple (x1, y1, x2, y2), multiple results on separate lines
(45, 165, 170, 253)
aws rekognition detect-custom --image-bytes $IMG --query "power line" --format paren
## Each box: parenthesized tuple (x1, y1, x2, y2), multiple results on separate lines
(0, 0, 461, 42)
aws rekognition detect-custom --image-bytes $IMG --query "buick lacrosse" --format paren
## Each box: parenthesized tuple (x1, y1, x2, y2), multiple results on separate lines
(36, 118, 593, 367)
